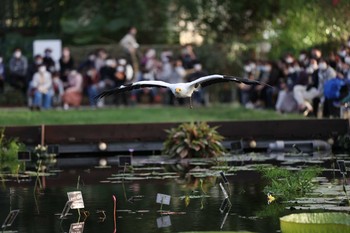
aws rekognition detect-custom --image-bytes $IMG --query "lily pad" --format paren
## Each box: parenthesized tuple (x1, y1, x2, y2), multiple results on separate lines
(280, 213, 350, 233)
(178, 231, 254, 233)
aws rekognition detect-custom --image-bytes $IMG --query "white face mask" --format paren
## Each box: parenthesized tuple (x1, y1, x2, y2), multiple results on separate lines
(14, 51, 21, 58)
(339, 50, 347, 57)
(306, 67, 314, 74)
(319, 62, 327, 70)
(249, 63, 256, 70)
(285, 57, 293, 64)
(299, 54, 306, 61)
(118, 59, 127, 65)
(36, 59, 43, 65)
(39, 66, 46, 73)
(70, 70, 77, 76)
(345, 56, 350, 65)
(288, 67, 295, 74)
(263, 65, 271, 72)
(294, 65, 301, 72)
(244, 65, 252, 73)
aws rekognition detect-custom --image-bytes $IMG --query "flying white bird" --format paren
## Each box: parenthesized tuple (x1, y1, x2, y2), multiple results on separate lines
(95, 74, 267, 108)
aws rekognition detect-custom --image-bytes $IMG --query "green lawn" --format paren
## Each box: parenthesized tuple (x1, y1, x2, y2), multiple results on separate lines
(0, 104, 303, 126)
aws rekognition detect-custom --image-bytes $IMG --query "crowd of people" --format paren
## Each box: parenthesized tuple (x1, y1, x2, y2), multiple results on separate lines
(238, 39, 350, 118)
(0, 27, 349, 117)
(0, 27, 209, 110)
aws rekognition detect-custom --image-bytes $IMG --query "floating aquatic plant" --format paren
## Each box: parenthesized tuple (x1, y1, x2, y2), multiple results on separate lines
(257, 166, 322, 201)
(280, 212, 350, 233)
(163, 122, 226, 159)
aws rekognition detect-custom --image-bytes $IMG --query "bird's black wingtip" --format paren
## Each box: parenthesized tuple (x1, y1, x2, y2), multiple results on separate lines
(224, 75, 273, 88)
(93, 94, 102, 100)
(94, 91, 109, 100)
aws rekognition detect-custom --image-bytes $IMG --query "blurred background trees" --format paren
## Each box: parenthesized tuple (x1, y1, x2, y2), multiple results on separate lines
(0, 0, 349, 59)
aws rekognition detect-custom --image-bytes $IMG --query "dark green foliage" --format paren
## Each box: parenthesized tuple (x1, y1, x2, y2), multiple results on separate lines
(163, 122, 226, 159)
(0, 128, 24, 174)
(257, 166, 322, 201)
(1, 0, 349, 48)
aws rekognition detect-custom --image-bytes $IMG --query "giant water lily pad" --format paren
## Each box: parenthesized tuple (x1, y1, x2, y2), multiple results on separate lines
(280, 213, 350, 233)
(178, 231, 254, 233)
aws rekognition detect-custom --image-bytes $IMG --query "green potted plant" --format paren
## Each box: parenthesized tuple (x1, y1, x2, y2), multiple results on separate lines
(163, 122, 226, 171)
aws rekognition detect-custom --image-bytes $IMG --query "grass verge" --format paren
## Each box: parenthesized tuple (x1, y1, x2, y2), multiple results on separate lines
(0, 104, 303, 126)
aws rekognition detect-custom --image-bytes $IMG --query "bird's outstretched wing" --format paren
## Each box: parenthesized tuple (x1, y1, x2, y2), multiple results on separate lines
(191, 74, 271, 88)
(95, 80, 170, 99)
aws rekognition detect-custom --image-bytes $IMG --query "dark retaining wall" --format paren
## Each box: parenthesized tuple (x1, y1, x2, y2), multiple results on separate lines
(4, 119, 349, 145)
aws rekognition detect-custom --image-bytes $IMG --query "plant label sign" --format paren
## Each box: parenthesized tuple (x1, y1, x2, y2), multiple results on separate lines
(219, 183, 229, 199)
(156, 215, 171, 228)
(67, 191, 85, 209)
(69, 222, 84, 233)
(156, 193, 171, 205)
(1, 209, 19, 229)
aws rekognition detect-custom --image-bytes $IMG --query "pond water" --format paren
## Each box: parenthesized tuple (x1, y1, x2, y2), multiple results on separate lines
(0, 155, 349, 233)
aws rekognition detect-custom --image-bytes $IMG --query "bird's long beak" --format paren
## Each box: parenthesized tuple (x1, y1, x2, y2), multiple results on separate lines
(175, 88, 181, 93)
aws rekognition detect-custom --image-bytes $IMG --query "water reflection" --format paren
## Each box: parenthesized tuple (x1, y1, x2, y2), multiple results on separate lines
(0, 166, 278, 233)
(0, 161, 348, 233)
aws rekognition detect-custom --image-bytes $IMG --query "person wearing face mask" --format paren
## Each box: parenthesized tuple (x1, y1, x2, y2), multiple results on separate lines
(62, 70, 83, 110)
(298, 51, 309, 67)
(30, 65, 53, 110)
(43, 48, 56, 73)
(8, 48, 28, 94)
(316, 59, 337, 117)
(251, 60, 272, 108)
(293, 63, 320, 116)
(317, 59, 336, 95)
(28, 54, 44, 81)
(78, 51, 96, 73)
(0, 55, 5, 93)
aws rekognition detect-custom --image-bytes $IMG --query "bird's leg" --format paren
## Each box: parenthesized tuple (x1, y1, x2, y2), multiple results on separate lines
(189, 97, 193, 109)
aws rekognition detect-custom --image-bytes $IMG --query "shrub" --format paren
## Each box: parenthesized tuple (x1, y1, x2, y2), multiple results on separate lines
(163, 122, 226, 159)
(0, 128, 24, 174)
